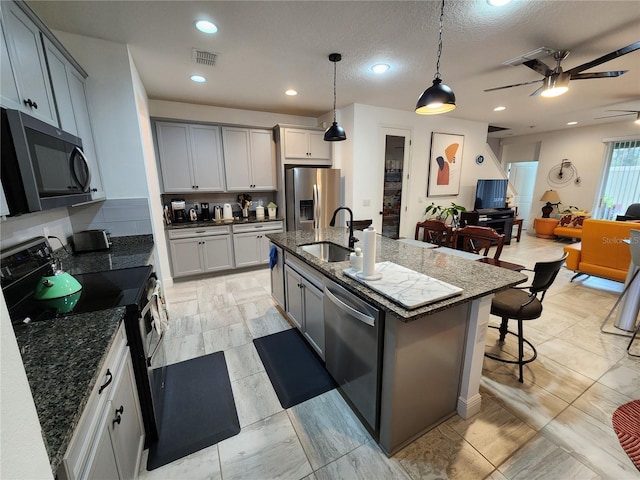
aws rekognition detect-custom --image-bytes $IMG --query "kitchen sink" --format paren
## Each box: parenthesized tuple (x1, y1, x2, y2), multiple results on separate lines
(300, 242, 352, 263)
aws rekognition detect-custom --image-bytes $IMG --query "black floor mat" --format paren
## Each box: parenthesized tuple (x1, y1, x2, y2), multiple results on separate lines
(146, 352, 240, 470)
(254, 329, 336, 409)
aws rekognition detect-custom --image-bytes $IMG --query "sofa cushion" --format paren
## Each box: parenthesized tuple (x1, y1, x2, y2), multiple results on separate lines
(558, 213, 589, 228)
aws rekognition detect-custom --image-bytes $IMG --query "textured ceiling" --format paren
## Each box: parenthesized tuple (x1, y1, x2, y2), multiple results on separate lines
(27, 0, 640, 138)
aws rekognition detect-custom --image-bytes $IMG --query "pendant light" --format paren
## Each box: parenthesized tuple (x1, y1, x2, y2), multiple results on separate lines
(415, 0, 456, 115)
(324, 53, 347, 141)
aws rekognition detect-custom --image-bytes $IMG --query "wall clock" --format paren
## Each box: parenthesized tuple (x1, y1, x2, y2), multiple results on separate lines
(475, 155, 484, 165)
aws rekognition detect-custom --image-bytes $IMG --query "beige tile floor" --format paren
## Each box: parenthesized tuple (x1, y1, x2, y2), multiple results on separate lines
(138, 232, 639, 480)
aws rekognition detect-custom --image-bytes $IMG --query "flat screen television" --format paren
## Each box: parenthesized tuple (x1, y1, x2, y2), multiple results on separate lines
(474, 179, 508, 210)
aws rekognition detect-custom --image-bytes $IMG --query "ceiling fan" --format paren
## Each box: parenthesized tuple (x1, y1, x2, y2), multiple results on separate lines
(595, 109, 640, 124)
(485, 41, 640, 97)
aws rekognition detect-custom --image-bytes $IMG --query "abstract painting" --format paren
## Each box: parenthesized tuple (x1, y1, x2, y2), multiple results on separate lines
(428, 132, 464, 196)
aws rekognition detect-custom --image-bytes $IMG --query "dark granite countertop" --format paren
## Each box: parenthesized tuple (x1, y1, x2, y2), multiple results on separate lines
(15, 235, 154, 474)
(267, 228, 527, 322)
(166, 216, 284, 230)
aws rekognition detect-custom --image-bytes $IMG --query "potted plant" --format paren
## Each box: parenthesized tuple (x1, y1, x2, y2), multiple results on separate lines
(424, 202, 466, 225)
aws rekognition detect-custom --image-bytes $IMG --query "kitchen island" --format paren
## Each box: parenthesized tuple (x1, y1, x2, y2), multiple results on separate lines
(267, 228, 526, 455)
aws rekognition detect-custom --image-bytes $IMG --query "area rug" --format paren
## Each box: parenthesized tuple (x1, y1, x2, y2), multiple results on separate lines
(147, 352, 240, 470)
(612, 399, 640, 470)
(253, 329, 336, 409)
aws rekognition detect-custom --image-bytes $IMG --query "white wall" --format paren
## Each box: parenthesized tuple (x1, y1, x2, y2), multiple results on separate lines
(0, 208, 73, 250)
(0, 295, 53, 480)
(500, 120, 640, 223)
(337, 103, 503, 239)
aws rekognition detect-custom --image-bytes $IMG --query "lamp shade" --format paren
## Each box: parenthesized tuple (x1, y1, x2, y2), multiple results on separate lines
(415, 78, 456, 114)
(540, 190, 561, 203)
(324, 122, 347, 141)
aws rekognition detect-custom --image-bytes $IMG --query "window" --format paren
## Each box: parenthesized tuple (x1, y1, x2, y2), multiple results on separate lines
(593, 139, 640, 219)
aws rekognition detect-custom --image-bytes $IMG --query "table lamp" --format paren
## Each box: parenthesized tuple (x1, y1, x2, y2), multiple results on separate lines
(540, 190, 561, 218)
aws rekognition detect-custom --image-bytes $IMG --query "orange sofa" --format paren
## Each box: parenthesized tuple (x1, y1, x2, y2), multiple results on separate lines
(553, 212, 589, 239)
(564, 218, 639, 282)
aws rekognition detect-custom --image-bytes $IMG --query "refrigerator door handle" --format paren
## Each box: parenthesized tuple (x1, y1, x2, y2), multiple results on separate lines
(313, 184, 319, 229)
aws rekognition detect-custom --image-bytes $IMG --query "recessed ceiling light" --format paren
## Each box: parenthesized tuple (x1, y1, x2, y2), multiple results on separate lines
(487, 0, 511, 6)
(371, 64, 390, 74)
(493, 106, 506, 111)
(190, 75, 206, 83)
(567, 121, 578, 125)
(285, 89, 298, 96)
(194, 20, 217, 34)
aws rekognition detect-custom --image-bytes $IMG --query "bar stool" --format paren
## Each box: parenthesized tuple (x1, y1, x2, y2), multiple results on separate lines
(485, 253, 567, 382)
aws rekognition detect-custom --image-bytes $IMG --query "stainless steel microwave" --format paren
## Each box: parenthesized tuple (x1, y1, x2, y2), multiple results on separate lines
(1, 108, 92, 215)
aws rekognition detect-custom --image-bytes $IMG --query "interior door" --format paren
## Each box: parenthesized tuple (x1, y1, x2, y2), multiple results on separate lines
(508, 161, 538, 229)
(380, 128, 411, 239)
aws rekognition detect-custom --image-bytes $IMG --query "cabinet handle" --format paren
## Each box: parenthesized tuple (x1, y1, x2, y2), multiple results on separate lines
(23, 98, 38, 109)
(115, 405, 124, 415)
(98, 369, 113, 394)
(196, 185, 199, 189)
(112, 415, 121, 427)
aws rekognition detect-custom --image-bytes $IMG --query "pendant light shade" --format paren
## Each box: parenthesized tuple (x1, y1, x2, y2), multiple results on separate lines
(324, 53, 347, 142)
(415, 0, 456, 115)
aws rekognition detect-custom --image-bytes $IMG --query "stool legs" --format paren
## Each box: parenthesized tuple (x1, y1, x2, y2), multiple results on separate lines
(498, 318, 509, 342)
(517, 319, 524, 383)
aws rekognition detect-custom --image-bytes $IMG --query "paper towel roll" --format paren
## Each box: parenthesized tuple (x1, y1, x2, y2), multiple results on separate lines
(362, 226, 378, 278)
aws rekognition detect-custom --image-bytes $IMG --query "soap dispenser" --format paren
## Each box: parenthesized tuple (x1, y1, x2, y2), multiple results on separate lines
(350, 247, 363, 272)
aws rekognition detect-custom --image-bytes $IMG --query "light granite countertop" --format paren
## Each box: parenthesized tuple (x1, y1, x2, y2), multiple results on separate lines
(14, 235, 154, 474)
(267, 228, 527, 322)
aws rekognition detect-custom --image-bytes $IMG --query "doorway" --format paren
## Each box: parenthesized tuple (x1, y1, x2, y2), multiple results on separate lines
(507, 161, 538, 230)
(380, 128, 411, 239)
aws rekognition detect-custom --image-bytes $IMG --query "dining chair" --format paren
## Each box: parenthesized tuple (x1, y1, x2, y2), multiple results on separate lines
(453, 225, 505, 260)
(415, 220, 452, 246)
(485, 253, 568, 382)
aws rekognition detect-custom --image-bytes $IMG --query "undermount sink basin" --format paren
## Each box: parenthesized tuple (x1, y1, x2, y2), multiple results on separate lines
(300, 242, 352, 263)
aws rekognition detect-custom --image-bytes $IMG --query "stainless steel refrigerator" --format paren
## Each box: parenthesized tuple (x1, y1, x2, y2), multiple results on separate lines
(285, 167, 341, 231)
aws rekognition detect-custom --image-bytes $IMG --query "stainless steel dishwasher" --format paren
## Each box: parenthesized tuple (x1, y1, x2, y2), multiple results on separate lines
(324, 279, 383, 436)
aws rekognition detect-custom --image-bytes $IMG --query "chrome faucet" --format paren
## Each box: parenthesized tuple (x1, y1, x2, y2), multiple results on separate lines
(329, 207, 359, 249)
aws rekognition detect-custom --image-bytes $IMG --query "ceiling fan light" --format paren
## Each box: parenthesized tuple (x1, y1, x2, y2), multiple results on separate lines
(541, 73, 570, 97)
(324, 121, 347, 141)
(415, 78, 456, 114)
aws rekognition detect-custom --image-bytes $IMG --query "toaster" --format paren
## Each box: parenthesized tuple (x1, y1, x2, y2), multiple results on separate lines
(72, 230, 112, 253)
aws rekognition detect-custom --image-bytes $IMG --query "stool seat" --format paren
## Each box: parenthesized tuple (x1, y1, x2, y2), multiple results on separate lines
(491, 290, 542, 320)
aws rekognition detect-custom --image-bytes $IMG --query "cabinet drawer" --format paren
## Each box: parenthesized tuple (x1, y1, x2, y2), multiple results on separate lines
(61, 323, 127, 480)
(168, 225, 231, 239)
(232, 221, 283, 234)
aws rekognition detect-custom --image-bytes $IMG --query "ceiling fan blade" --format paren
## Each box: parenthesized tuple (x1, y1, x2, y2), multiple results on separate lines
(570, 70, 627, 79)
(523, 59, 552, 77)
(566, 41, 640, 76)
(595, 113, 636, 119)
(484, 79, 543, 92)
(605, 109, 640, 113)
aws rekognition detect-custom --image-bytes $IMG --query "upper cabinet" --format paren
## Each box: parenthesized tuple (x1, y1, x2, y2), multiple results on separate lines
(43, 36, 104, 200)
(222, 127, 276, 191)
(0, 1, 57, 125)
(274, 125, 332, 167)
(282, 127, 331, 163)
(155, 122, 226, 193)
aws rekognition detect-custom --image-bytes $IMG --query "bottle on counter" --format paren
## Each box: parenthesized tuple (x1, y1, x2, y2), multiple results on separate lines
(350, 247, 363, 272)
(256, 200, 265, 220)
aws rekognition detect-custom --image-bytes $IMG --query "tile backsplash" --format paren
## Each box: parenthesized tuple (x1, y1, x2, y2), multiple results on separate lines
(69, 198, 153, 237)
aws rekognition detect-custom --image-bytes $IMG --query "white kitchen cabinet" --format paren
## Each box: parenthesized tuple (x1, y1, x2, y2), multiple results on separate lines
(284, 260, 324, 358)
(156, 122, 225, 193)
(269, 243, 285, 309)
(168, 226, 234, 278)
(43, 36, 105, 200)
(1, 1, 57, 125)
(58, 323, 144, 480)
(222, 127, 276, 191)
(282, 127, 331, 162)
(232, 221, 283, 268)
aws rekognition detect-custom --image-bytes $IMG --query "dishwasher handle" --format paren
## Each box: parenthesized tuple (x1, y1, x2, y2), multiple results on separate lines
(324, 285, 375, 327)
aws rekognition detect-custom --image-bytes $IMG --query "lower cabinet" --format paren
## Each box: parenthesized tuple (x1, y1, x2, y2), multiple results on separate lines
(269, 243, 285, 308)
(168, 226, 234, 278)
(284, 257, 324, 359)
(58, 323, 145, 480)
(232, 221, 284, 268)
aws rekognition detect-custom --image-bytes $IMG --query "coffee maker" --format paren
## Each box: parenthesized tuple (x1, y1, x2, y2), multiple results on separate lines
(171, 199, 187, 222)
(200, 203, 211, 221)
